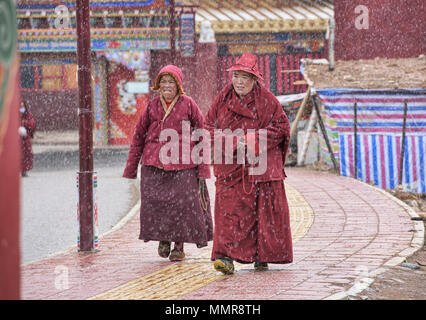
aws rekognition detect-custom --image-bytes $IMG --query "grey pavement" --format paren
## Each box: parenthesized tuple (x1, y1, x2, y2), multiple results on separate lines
(21, 130, 137, 264)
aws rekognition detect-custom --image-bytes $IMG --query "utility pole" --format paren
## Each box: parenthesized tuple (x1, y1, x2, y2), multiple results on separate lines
(399, 99, 408, 185)
(76, 0, 94, 252)
(170, 0, 176, 64)
(328, 18, 335, 71)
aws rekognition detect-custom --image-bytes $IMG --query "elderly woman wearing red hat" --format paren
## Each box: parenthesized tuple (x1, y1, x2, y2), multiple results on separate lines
(123, 65, 213, 262)
(205, 53, 293, 274)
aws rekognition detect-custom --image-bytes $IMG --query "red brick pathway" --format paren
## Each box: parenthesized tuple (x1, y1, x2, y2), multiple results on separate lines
(182, 169, 421, 300)
(20, 168, 423, 300)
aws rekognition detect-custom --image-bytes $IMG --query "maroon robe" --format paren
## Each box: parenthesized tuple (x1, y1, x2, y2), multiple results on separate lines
(138, 165, 213, 247)
(205, 82, 293, 264)
(21, 108, 36, 173)
(123, 86, 213, 246)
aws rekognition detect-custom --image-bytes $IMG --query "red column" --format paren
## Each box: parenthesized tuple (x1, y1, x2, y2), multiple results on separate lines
(0, 0, 21, 300)
(169, 0, 176, 64)
(76, 0, 94, 252)
(0, 71, 21, 300)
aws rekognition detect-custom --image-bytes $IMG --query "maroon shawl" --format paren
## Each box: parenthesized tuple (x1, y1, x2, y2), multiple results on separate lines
(205, 82, 290, 187)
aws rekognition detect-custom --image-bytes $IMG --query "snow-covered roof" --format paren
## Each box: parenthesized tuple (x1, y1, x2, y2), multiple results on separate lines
(16, 0, 333, 52)
(186, 0, 334, 34)
(17, 0, 333, 33)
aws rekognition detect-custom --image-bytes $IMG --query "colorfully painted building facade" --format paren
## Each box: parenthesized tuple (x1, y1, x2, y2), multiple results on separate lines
(17, 0, 175, 145)
(188, 0, 333, 95)
(17, 0, 333, 145)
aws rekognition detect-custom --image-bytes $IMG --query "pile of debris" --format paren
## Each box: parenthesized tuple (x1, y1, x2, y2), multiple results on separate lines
(302, 55, 426, 89)
(386, 185, 426, 220)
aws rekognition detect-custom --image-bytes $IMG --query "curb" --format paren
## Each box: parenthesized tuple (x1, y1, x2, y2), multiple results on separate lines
(32, 145, 130, 171)
(324, 176, 425, 300)
(32, 144, 129, 154)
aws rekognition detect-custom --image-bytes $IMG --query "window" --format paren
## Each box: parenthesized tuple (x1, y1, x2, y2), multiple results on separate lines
(20, 66, 36, 89)
(41, 65, 62, 90)
(64, 64, 78, 89)
(19, 64, 78, 90)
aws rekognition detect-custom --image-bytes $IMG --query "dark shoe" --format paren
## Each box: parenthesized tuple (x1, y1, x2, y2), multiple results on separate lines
(214, 257, 234, 275)
(254, 262, 268, 271)
(158, 241, 171, 258)
(169, 248, 185, 261)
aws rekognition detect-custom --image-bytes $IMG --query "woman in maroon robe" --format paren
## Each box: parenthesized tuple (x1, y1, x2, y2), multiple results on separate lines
(205, 54, 293, 274)
(19, 101, 36, 177)
(123, 65, 213, 262)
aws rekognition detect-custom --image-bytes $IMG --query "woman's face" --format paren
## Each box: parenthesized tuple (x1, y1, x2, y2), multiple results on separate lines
(159, 74, 178, 102)
(232, 71, 255, 98)
(20, 102, 26, 113)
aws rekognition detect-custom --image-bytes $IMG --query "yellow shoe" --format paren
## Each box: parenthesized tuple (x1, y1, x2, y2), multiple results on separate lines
(214, 258, 234, 275)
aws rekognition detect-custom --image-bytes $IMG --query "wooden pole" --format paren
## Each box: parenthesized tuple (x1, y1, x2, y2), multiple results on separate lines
(169, 0, 176, 64)
(290, 86, 311, 139)
(312, 96, 339, 173)
(353, 102, 358, 179)
(328, 18, 335, 71)
(76, 0, 94, 252)
(399, 99, 408, 185)
(297, 107, 317, 166)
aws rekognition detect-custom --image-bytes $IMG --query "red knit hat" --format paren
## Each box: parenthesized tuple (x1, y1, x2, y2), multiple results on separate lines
(226, 53, 263, 81)
(151, 65, 185, 94)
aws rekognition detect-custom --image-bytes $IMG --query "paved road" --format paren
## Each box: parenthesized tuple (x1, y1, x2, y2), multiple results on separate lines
(21, 147, 137, 264)
(20, 167, 424, 300)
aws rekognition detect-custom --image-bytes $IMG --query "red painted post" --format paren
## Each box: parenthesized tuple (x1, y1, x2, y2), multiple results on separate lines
(169, 0, 176, 64)
(76, 0, 94, 252)
(353, 102, 358, 179)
